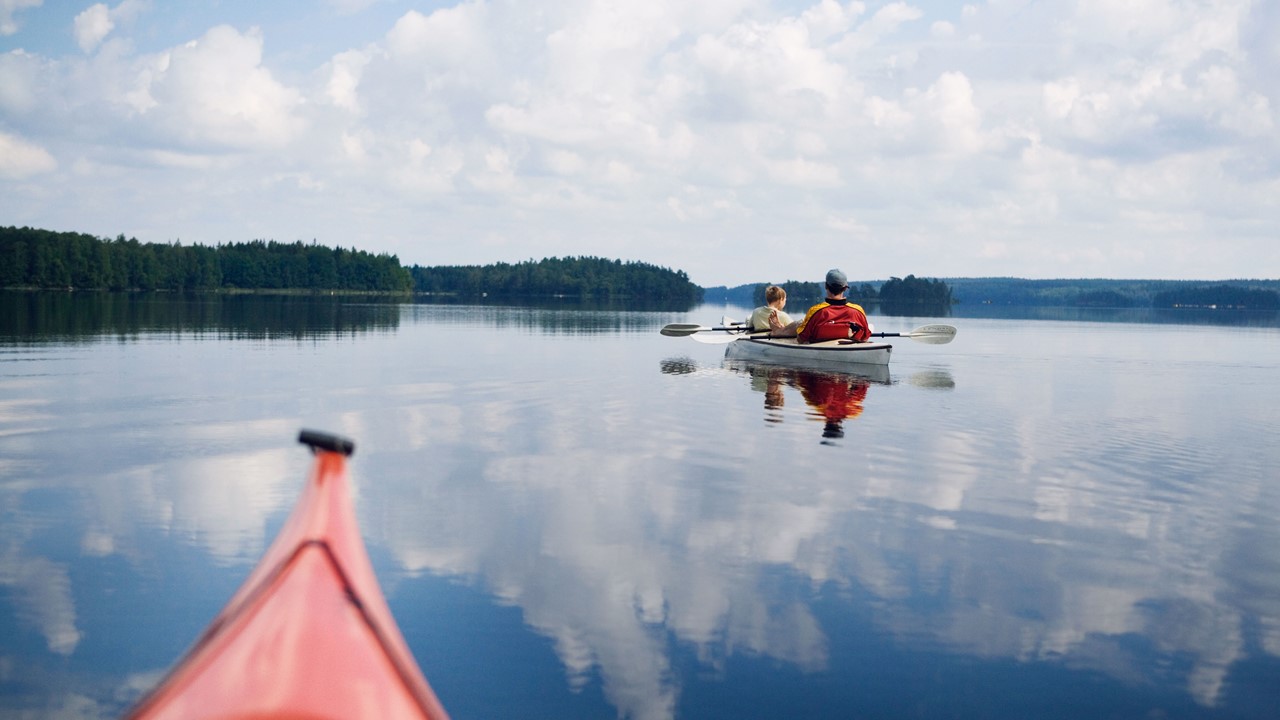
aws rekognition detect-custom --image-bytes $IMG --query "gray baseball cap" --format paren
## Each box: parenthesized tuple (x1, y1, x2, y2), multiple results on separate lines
(825, 268, 848, 287)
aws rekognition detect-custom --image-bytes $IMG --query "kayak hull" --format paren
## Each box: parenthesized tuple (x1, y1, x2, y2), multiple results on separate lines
(126, 431, 449, 720)
(724, 336, 893, 367)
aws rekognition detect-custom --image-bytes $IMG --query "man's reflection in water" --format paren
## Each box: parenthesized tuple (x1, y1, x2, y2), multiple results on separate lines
(794, 371, 868, 441)
(660, 357, 899, 441)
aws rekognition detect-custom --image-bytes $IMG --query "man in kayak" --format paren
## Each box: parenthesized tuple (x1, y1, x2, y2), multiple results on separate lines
(795, 268, 873, 343)
(748, 285, 798, 336)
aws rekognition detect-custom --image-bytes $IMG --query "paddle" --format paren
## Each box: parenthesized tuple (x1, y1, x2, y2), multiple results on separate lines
(660, 320, 759, 344)
(662, 322, 957, 345)
(659, 323, 751, 337)
(843, 324, 957, 345)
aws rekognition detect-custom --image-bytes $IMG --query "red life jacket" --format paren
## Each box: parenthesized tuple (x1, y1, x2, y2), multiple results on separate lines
(797, 300, 871, 343)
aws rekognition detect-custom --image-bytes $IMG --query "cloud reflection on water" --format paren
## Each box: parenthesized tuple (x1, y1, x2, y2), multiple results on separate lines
(349, 351, 1276, 719)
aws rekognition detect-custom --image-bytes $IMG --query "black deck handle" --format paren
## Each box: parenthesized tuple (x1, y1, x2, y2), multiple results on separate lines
(298, 429, 356, 457)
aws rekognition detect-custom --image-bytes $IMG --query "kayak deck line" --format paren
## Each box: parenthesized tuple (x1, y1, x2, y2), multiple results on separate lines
(125, 430, 450, 720)
(725, 336, 894, 367)
(739, 336, 892, 352)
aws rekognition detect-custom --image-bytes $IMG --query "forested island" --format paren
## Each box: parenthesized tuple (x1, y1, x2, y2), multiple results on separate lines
(1, 226, 412, 292)
(410, 257, 702, 302)
(0, 226, 702, 302)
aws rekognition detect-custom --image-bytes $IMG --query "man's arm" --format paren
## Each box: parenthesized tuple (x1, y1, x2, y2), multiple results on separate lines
(794, 304, 825, 343)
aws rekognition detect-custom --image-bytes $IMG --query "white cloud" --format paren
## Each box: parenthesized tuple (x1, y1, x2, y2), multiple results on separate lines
(323, 49, 369, 112)
(824, 213, 870, 236)
(0, 49, 44, 115)
(384, 5, 494, 71)
(471, 145, 517, 191)
(73, 1, 147, 52)
(767, 154, 840, 186)
(133, 25, 304, 149)
(603, 159, 637, 185)
(837, 0, 921, 51)
(918, 71, 983, 154)
(0, 0, 41, 36)
(1071, 0, 1249, 67)
(74, 3, 113, 53)
(544, 148, 586, 176)
(855, 71, 985, 157)
(692, 17, 849, 110)
(0, 130, 56, 177)
(665, 184, 748, 222)
(864, 95, 911, 129)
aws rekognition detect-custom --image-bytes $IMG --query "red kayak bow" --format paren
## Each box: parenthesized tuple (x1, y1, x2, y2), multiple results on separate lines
(126, 430, 450, 720)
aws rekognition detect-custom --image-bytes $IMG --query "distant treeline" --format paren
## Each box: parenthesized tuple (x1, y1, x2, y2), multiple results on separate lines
(12, 225, 1276, 311)
(945, 277, 1280, 310)
(752, 280, 881, 306)
(410, 256, 703, 302)
(1, 227, 411, 292)
(1152, 285, 1279, 310)
(707, 275, 1280, 314)
(2, 226, 702, 302)
(708, 274, 953, 311)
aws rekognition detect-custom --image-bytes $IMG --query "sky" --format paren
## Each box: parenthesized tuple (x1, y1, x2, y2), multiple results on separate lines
(1, 0, 1277, 287)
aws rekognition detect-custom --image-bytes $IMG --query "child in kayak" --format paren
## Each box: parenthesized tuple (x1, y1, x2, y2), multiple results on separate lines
(748, 285, 798, 336)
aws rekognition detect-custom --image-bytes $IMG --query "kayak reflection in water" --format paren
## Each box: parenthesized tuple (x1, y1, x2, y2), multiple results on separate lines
(741, 364, 873, 441)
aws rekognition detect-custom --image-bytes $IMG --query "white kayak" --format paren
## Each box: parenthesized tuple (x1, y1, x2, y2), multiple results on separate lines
(725, 336, 893, 366)
(660, 321, 955, 371)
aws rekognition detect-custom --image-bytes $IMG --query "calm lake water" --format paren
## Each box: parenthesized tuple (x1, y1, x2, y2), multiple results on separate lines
(2, 292, 1279, 719)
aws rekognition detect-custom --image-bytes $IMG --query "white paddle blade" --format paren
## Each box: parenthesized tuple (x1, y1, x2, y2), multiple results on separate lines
(906, 324, 957, 344)
(690, 332, 743, 345)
